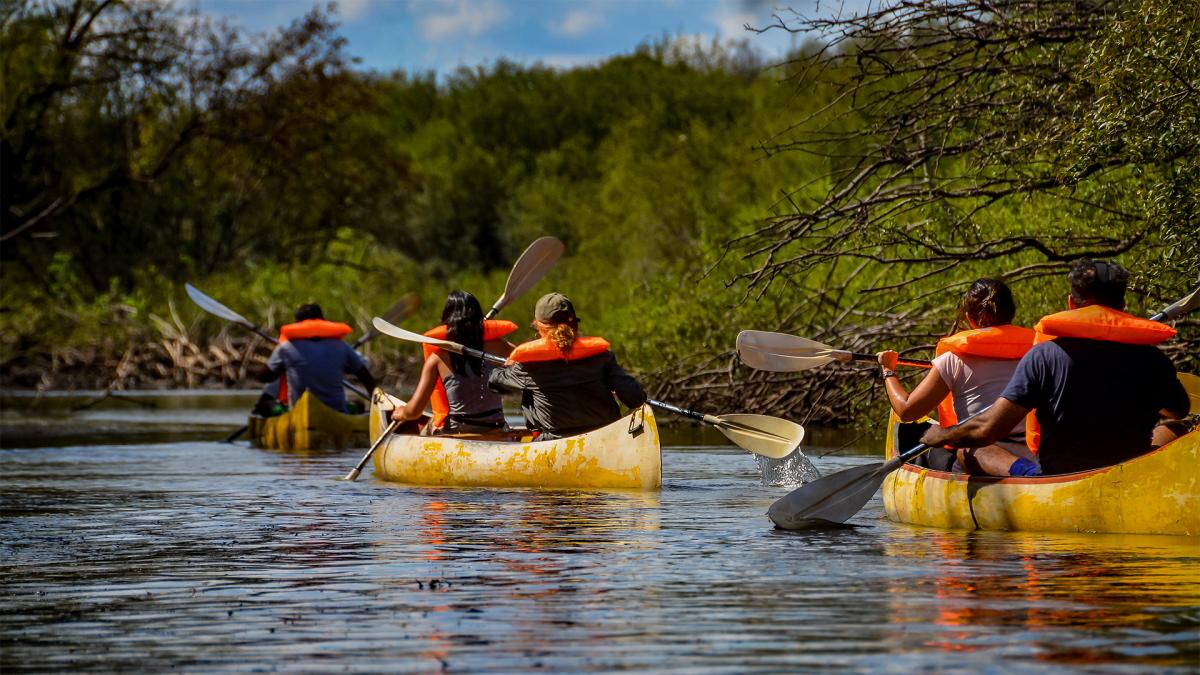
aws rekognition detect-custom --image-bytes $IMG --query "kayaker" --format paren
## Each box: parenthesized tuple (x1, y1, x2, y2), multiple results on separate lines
(391, 291, 514, 435)
(487, 292, 647, 439)
(254, 304, 376, 414)
(877, 278, 1038, 476)
(920, 260, 1190, 475)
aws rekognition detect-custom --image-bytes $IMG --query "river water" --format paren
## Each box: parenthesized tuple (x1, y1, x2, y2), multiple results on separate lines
(1, 392, 1197, 672)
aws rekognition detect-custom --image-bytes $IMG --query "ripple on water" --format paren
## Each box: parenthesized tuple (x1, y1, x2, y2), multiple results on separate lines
(1, 433, 1198, 672)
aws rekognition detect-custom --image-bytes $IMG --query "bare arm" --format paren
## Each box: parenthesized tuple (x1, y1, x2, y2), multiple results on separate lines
(393, 354, 442, 422)
(879, 350, 949, 423)
(920, 397, 1029, 449)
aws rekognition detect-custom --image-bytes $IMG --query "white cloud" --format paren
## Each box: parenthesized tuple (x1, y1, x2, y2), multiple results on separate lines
(536, 53, 604, 70)
(548, 9, 604, 38)
(420, 0, 511, 42)
(338, 0, 373, 22)
(708, 3, 756, 39)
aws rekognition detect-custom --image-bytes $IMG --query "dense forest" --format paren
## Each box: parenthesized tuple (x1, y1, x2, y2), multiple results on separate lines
(2, 0, 1196, 425)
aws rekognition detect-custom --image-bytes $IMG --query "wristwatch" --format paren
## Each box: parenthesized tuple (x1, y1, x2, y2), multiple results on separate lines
(881, 370, 898, 379)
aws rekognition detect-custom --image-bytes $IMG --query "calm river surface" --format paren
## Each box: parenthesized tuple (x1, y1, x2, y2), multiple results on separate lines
(2, 392, 1197, 672)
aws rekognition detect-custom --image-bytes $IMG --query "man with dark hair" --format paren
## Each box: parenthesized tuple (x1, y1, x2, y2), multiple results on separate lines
(921, 259, 1188, 475)
(253, 304, 375, 414)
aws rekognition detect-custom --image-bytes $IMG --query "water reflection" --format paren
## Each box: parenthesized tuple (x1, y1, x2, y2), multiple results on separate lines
(1, 394, 1197, 671)
(881, 527, 1200, 665)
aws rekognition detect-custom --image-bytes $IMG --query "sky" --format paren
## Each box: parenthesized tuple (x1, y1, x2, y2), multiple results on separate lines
(190, 0, 876, 75)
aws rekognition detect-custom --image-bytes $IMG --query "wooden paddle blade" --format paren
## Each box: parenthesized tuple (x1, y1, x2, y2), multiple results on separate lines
(488, 236, 564, 317)
(355, 293, 421, 348)
(1179, 372, 1200, 415)
(767, 461, 887, 528)
(714, 413, 804, 459)
(185, 283, 254, 327)
(371, 317, 464, 352)
(737, 330, 841, 372)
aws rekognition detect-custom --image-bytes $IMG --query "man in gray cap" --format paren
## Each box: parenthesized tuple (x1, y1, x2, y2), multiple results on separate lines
(489, 292, 646, 438)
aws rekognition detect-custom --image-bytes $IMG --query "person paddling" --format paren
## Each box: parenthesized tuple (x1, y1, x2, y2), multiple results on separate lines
(254, 304, 376, 414)
(921, 260, 1189, 475)
(391, 291, 515, 435)
(877, 279, 1038, 476)
(487, 292, 646, 439)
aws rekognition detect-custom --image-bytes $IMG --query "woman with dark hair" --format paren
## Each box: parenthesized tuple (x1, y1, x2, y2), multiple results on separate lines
(877, 278, 1039, 476)
(392, 291, 513, 434)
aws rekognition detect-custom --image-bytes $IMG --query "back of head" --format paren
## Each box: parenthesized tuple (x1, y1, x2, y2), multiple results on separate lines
(441, 290, 484, 375)
(959, 278, 1016, 329)
(295, 304, 324, 322)
(1068, 259, 1128, 311)
(533, 292, 579, 354)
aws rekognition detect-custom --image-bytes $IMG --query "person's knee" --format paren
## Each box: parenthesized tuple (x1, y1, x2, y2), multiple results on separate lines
(1152, 419, 1192, 448)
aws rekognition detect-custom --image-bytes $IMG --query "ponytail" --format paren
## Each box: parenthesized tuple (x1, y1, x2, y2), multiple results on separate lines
(535, 319, 579, 357)
(954, 278, 1016, 332)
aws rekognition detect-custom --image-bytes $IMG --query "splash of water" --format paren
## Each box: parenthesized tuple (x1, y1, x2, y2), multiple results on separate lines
(756, 450, 821, 487)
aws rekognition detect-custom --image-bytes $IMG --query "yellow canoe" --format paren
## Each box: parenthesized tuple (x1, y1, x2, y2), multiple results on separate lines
(368, 391, 661, 490)
(882, 413, 1199, 536)
(249, 390, 368, 451)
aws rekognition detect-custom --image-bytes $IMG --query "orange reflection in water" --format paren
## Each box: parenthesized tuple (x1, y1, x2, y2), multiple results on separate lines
(882, 526, 1200, 660)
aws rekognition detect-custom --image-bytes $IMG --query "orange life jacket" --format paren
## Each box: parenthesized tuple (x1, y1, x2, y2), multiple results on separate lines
(422, 320, 518, 427)
(933, 325, 1037, 449)
(1033, 304, 1176, 345)
(507, 336, 611, 363)
(1024, 305, 1176, 451)
(275, 320, 353, 403)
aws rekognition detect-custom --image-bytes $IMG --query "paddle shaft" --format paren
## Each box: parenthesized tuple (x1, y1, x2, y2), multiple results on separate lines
(645, 399, 721, 426)
(838, 351, 931, 368)
(343, 420, 400, 481)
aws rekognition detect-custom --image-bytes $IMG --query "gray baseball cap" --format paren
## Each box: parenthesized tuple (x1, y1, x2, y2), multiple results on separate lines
(534, 292, 576, 323)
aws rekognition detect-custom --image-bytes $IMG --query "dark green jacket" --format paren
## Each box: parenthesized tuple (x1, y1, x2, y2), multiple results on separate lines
(487, 352, 646, 438)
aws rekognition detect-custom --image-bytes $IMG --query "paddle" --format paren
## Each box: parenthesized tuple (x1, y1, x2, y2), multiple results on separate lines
(736, 330, 932, 373)
(372, 318, 806, 459)
(353, 293, 420, 349)
(184, 283, 370, 401)
(767, 408, 988, 530)
(1150, 285, 1200, 322)
(484, 236, 565, 320)
(343, 420, 400, 481)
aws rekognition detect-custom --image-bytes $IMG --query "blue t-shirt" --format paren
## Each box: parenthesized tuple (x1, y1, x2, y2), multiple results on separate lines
(266, 339, 368, 411)
(1000, 337, 1187, 475)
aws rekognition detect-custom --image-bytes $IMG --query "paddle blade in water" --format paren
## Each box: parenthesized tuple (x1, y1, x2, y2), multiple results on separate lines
(489, 236, 564, 316)
(767, 461, 888, 529)
(715, 413, 804, 459)
(185, 283, 253, 326)
(736, 330, 843, 373)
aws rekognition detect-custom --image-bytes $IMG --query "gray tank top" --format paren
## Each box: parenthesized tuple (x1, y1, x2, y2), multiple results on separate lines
(442, 364, 505, 426)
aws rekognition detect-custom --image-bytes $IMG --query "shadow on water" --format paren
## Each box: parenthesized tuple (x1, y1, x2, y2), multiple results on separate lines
(1, 391, 1197, 671)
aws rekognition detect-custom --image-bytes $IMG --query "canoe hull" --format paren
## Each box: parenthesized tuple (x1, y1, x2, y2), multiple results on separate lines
(882, 414, 1199, 536)
(369, 391, 661, 490)
(249, 391, 368, 451)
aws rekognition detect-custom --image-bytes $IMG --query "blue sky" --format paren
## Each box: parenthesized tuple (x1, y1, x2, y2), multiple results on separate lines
(191, 0, 875, 75)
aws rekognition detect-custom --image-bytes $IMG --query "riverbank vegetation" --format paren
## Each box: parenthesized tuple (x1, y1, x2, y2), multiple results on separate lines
(3, 0, 1195, 425)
